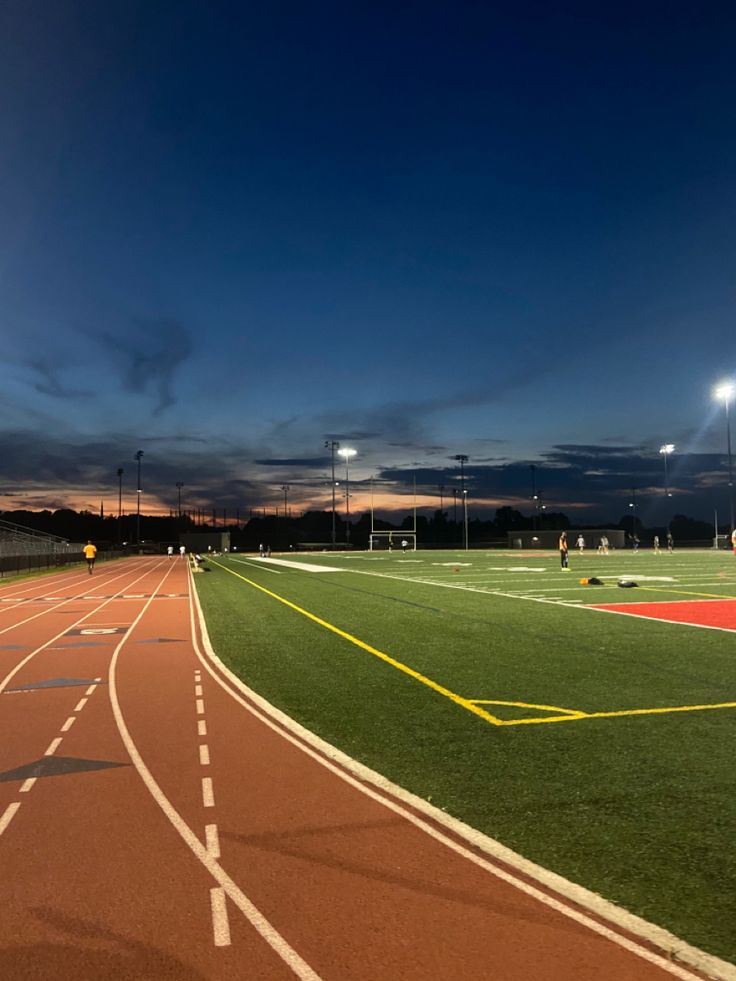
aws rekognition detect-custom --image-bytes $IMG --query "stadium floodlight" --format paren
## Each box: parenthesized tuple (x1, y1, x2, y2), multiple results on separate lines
(338, 447, 357, 544)
(134, 450, 144, 545)
(659, 444, 675, 498)
(451, 454, 469, 550)
(713, 382, 735, 532)
(324, 440, 340, 545)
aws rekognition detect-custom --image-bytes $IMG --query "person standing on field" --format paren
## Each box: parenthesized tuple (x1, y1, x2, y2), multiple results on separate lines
(83, 541, 97, 575)
(731, 528, 736, 555)
(575, 534, 585, 554)
(179, 544, 186, 558)
(559, 531, 569, 570)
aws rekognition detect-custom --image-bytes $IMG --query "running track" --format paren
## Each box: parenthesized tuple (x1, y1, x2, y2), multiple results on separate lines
(0, 557, 723, 980)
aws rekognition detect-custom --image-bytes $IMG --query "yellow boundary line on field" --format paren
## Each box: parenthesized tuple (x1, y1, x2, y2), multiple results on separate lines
(212, 560, 736, 729)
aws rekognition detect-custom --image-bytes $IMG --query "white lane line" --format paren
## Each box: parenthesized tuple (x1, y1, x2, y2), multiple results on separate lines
(44, 737, 62, 756)
(74, 697, 88, 712)
(205, 823, 221, 859)
(85, 684, 98, 695)
(0, 802, 21, 837)
(199, 744, 211, 766)
(196, 698, 205, 715)
(61, 716, 76, 732)
(198, 719, 207, 736)
(210, 887, 232, 947)
(195, 684, 203, 697)
(20, 777, 37, 792)
(202, 777, 215, 807)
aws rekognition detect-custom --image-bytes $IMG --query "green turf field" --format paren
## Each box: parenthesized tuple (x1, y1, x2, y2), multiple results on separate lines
(195, 547, 736, 964)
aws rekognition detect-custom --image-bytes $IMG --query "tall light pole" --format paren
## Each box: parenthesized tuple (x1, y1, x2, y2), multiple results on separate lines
(530, 464, 539, 532)
(281, 484, 290, 518)
(713, 382, 735, 534)
(338, 448, 357, 544)
(134, 450, 144, 545)
(452, 454, 469, 550)
(176, 481, 184, 519)
(659, 444, 674, 535)
(324, 440, 339, 545)
(628, 487, 637, 542)
(117, 468, 124, 543)
(439, 485, 445, 517)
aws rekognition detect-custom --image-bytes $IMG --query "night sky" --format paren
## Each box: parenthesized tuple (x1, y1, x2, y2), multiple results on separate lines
(2, 1, 735, 528)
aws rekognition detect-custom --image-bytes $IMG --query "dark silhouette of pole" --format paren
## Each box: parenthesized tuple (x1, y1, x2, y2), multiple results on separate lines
(452, 487, 457, 526)
(530, 464, 538, 532)
(727, 400, 735, 534)
(176, 481, 184, 518)
(281, 485, 289, 518)
(324, 440, 339, 545)
(134, 450, 143, 545)
(117, 468, 124, 543)
(452, 454, 469, 550)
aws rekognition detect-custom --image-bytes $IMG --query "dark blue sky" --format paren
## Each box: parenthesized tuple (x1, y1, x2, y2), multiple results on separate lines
(1, 1, 735, 527)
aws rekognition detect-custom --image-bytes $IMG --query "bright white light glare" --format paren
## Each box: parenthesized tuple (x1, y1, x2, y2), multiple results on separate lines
(338, 447, 357, 460)
(713, 381, 736, 402)
(659, 443, 675, 455)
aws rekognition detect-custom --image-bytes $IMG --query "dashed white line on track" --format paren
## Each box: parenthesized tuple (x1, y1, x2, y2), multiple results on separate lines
(199, 744, 211, 766)
(202, 777, 215, 807)
(205, 823, 221, 858)
(61, 716, 76, 732)
(197, 719, 207, 736)
(195, 684, 203, 697)
(210, 886, 231, 946)
(44, 737, 62, 756)
(20, 777, 36, 793)
(196, 698, 205, 715)
(85, 684, 97, 696)
(74, 697, 88, 712)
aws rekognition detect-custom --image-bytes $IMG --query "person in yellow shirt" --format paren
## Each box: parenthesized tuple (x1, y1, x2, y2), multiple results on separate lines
(82, 541, 97, 575)
(559, 531, 569, 570)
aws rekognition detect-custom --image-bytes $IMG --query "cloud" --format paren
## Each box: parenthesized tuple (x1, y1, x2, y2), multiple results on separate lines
(90, 317, 193, 413)
(24, 358, 93, 399)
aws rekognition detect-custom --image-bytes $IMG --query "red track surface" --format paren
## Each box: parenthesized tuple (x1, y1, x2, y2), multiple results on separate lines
(590, 599, 736, 630)
(0, 558, 717, 980)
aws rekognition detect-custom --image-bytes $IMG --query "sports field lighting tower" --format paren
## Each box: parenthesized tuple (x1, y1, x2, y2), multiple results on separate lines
(176, 481, 184, 518)
(338, 447, 357, 544)
(324, 440, 340, 545)
(659, 444, 674, 498)
(713, 381, 735, 534)
(117, 468, 124, 543)
(452, 454, 469, 550)
(134, 450, 144, 545)
(281, 484, 290, 518)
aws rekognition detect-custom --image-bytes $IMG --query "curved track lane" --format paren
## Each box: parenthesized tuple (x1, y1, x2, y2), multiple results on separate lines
(0, 558, 725, 980)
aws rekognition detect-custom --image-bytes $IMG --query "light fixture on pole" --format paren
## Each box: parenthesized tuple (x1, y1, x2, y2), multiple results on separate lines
(658, 444, 674, 527)
(134, 450, 144, 545)
(452, 454, 469, 550)
(713, 382, 735, 534)
(338, 448, 357, 544)
(324, 440, 340, 545)
(530, 464, 539, 532)
(281, 484, 290, 518)
(117, 468, 124, 544)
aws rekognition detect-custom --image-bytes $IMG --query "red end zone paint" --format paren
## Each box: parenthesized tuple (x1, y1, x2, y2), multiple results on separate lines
(590, 598, 736, 631)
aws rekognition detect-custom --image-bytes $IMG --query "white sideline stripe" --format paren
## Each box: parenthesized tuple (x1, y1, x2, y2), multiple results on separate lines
(233, 558, 282, 575)
(205, 823, 220, 859)
(45, 737, 62, 756)
(199, 744, 211, 766)
(198, 719, 207, 736)
(107, 587, 325, 981)
(74, 697, 88, 712)
(189, 571, 735, 981)
(20, 777, 36, 792)
(0, 802, 21, 837)
(61, 716, 76, 732)
(210, 887, 231, 946)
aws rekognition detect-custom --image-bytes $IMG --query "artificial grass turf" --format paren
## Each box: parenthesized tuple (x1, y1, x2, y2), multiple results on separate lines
(195, 551, 736, 963)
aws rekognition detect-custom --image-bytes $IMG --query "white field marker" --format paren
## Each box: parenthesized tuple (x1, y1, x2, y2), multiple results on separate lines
(195, 684, 203, 697)
(61, 716, 76, 732)
(199, 744, 211, 766)
(196, 699, 205, 715)
(20, 777, 36, 793)
(210, 886, 231, 946)
(202, 777, 215, 807)
(44, 737, 62, 756)
(74, 698, 88, 712)
(197, 720, 207, 736)
(85, 684, 97, 696)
